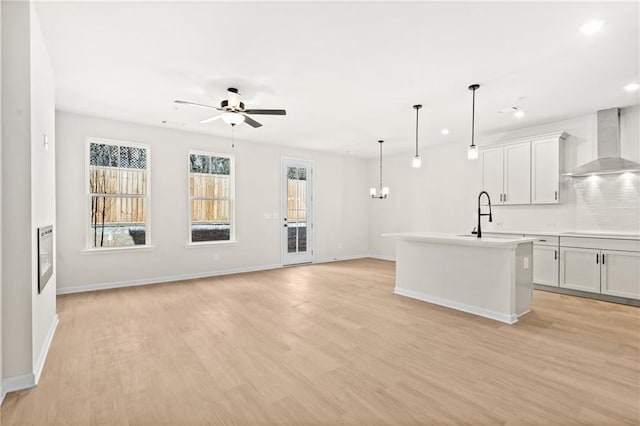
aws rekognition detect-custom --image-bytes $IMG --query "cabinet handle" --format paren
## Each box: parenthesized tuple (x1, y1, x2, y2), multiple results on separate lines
(554, 250, 557, 260)
(499, 193, 503, 202)
(503, 193, 507, 202)
(554, 191, 558, 200)
(602, 254, 605, 264)
(596, 253, 599, 264)
(539, 239, 547, 242)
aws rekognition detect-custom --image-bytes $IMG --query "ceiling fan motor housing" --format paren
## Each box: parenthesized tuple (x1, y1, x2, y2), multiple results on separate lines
(220, 99, 245, 111)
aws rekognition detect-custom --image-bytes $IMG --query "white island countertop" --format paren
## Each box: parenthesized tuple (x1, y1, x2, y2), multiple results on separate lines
(382, 232, 536, 248)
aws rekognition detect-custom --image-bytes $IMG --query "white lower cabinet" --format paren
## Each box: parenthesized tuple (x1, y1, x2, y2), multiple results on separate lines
(559, 247, 601, 293)
(533, 246, 559, 287)
(601, 250, 640, 299)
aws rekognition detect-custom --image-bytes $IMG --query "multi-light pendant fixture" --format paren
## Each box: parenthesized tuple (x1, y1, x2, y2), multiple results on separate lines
(370, 140, 389, 199)
(467, 84, 480, 160)
(412, 104, 422, 168)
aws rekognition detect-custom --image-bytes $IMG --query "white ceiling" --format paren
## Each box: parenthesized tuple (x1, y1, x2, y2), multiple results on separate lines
(35, 1, 639, 158)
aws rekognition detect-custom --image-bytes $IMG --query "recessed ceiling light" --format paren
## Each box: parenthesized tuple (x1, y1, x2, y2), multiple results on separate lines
(624, 82, 640, 92)
(580, 20, 604, 35)
(514, 110, 525, 118)
(441, 128, 449, 135)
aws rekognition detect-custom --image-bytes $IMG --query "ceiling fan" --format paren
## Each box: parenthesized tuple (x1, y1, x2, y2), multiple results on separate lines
(175, 88, 286, 128)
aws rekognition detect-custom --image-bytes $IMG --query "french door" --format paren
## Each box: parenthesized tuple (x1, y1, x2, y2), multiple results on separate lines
(282, 158, 313, 265)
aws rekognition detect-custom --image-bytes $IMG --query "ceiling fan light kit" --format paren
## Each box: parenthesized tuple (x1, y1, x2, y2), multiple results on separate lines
(467, 84, 480, 160)
(412, 104, 422, 168)
(371, 140, 389, 199)
(175, 87, 287, 129)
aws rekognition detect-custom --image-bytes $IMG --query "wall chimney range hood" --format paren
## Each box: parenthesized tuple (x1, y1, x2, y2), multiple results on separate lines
(564, 108, 640, 177)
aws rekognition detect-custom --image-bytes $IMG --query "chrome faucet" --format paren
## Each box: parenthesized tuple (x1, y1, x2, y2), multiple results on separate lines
(477, 191, 493, 238)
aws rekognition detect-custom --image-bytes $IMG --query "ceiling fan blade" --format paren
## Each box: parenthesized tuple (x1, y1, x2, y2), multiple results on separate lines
(242, 114, 263, 128)
(174, 100, 222, 111)
(244, 109, 287, 116)
(200, 114, 223, 124)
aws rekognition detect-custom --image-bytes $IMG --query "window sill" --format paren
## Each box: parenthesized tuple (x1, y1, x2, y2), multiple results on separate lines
(186, 241, 238, 248)
(80, 245, 157, 255)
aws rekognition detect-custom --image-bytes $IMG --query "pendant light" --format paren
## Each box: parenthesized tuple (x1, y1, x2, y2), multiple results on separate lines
(412, 104, 422, 168)
(370, 140, 389, 199)
(467, 84, 480, 160)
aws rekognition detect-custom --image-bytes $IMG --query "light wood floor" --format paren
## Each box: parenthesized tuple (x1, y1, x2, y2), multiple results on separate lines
(2, 258, 639, 425)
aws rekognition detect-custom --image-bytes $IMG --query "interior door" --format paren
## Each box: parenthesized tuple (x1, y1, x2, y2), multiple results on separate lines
(282, 159, 313, 265)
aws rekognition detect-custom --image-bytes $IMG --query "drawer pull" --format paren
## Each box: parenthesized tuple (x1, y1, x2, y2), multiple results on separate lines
(539, 239, 547, 242)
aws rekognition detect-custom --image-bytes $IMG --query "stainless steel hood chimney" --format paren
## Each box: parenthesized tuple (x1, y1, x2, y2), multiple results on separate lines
(564, 108, 640, 177)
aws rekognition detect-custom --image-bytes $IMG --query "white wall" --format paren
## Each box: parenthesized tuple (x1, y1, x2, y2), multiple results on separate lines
(369, 107, 640, 258)
(55, 111, 370, 290)
(1, 1, 57, 393)
(29, 4, 57, 376)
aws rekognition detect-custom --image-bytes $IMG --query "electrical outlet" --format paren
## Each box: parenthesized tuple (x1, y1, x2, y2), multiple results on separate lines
(338, 242, 343, 249)
(523, 257, 529, 269)
(213, 253, 220, 262)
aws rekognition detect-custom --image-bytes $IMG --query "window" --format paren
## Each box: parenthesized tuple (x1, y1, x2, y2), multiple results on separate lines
(189, 152, 234, 243)
(87, 139, 150, 248)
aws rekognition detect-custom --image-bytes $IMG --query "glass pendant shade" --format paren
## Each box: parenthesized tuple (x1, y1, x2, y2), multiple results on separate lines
(381, 187, 389, 197)
(370, 187, 377, 197)
(467, 145, 478, 160)
(412, 155, 422, 168)
(221, 112, 245, 126)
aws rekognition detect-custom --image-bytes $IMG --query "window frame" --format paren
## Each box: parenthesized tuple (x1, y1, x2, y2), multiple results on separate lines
(84, 137, 152, 251)
(187, 150, 236, 246)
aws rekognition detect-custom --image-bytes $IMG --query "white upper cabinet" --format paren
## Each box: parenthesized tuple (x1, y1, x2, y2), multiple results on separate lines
(503, 142, 531, 205)
(480, 132, 565, 206)
(481, 147, 505, 204)
(531, 137, 561, 204)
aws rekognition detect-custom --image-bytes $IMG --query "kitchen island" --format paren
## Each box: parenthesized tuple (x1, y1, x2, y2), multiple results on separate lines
(383, 232, 535, 324)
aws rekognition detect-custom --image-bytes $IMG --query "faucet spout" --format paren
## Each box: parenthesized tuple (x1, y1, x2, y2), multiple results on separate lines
(477, 191, 493, 238)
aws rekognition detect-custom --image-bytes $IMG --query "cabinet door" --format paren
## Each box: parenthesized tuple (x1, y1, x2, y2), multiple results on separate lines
(533, 246, 559, 287)
(481, 147, 504, 204)
(559, 247, 601, 293)
(601, 250, 640, 299)
(531, 138, 560, 204)
(503, 142, 531, 205)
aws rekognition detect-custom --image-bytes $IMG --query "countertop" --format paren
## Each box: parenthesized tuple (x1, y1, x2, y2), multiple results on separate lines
(382, 232, 536, 248)
(482, 229, 640, 240)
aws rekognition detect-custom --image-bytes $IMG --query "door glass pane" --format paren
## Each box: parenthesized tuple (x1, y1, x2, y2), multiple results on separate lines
(288, 227, 297, 253)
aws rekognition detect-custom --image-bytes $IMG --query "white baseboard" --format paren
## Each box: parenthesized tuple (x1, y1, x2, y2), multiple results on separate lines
(34, 315, 59, 384)
(57, 263, 283, 295)
(1, 373, 35, 401)
(394, 287, 518, 324)
(313, 254, 370, 264)
(368, 254, 396, 261)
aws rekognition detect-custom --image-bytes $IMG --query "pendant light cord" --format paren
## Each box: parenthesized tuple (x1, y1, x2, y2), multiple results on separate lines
(415, 107, 419, 156)
(471, 87, 476, 148)
(379, 141, 383, 190)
